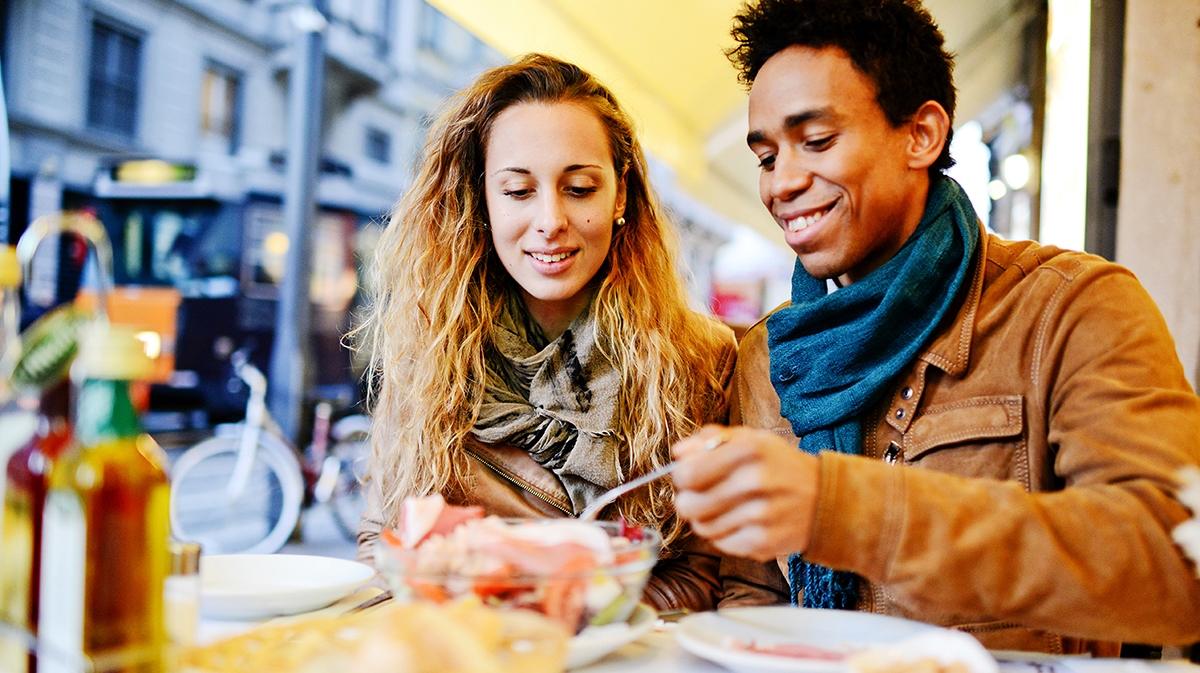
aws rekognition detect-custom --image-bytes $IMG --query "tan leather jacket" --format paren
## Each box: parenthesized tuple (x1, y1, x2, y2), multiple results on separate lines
(722, 230, 1200, 655)
(358, 332, 737, 615)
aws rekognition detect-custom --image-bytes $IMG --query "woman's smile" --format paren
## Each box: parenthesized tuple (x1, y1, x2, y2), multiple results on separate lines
(526, 248, 579, 269)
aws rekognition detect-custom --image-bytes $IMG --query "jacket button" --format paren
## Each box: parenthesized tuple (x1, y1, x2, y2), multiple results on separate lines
(901, 387, 913, 400)
(884, 443, 901, 464)
(895, 408, 905, 419)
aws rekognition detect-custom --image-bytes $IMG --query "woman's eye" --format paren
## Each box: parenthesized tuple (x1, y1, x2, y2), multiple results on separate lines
(566, 186, 598, 197)
(502, 189, 531, 198)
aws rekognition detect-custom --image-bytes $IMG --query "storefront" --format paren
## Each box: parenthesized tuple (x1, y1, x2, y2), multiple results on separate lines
(54, 159, 377, 429)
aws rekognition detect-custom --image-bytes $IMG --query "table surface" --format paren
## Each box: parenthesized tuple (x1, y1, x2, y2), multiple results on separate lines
(197, 590, 1200, 673)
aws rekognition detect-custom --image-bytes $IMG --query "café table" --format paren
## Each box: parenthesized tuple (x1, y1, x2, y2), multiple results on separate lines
(197, 590, 1200, 673)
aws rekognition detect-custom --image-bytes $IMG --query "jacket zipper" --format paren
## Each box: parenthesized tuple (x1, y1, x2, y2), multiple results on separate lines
(464, 448, 574, 516)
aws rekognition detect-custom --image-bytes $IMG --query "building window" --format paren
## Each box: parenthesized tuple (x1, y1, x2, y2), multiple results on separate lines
(329, 0, 391, 55)
(418, 2, 448, 53)
(365, 127, 391, 164)
(200, 63, 242, 154)
(87, 20, 142, 138)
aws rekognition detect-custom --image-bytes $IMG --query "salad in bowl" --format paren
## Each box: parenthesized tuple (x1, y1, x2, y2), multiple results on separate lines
(375, 495, 660, 633)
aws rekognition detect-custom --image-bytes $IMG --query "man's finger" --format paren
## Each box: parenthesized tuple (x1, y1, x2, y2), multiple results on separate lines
(672, 424, 730, 459)
(672, 440, 759, 493)
(687, 497, 769, 540)
(710, 527, 781, 562)
(674, 459, 777, 528)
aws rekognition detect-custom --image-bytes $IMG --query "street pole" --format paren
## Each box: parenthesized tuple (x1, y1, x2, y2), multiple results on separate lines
(1, 60, 11, 244)
(269, 0, 326, 444)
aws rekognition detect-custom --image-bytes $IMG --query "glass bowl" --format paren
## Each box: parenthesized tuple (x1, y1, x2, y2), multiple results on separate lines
(374, 518, 660, 634)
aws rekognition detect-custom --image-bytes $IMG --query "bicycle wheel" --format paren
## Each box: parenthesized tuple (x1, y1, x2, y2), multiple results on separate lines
(327, 438, 369, 542)
(169, 433, 304, 555)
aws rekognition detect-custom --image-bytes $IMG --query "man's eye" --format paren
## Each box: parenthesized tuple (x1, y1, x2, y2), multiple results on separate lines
(806, 136, 835, 150)
(757, 155, 776, 170)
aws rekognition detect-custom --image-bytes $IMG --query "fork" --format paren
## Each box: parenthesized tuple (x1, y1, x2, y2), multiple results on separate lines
(578, 461, 682, 521)
(577, 430, 731, 521)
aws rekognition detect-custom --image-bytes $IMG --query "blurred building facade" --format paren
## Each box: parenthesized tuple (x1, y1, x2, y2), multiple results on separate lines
(0, 0, 509, 425)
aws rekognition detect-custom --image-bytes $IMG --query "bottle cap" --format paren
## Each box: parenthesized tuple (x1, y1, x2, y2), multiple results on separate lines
(0, 246, 20, 288)
(75, 323, 154, 381)
(169, 540, 202, 575)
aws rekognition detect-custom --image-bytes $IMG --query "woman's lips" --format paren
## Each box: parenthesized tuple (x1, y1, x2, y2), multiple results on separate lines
(526, 249, 578, 274)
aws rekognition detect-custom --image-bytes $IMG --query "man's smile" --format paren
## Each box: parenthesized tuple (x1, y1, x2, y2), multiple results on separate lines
(780, 198, 839, 234)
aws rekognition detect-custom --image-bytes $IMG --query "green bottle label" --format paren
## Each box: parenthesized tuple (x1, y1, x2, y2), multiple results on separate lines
(75, 379, 140, 447)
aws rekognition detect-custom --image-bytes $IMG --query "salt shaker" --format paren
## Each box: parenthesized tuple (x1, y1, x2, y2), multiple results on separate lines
(164, 540, 202, 646)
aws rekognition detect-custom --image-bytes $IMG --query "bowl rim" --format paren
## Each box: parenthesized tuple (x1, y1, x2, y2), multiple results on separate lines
(375, 517, 662, 581)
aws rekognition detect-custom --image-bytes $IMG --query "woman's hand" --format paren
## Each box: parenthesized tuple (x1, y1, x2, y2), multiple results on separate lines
(671, 425, 820, 562)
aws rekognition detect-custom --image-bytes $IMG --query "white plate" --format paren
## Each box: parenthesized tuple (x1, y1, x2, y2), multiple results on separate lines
(566, 602, 657, 669)
(676, 606, 944, 673)
(200, 554, 376, 621)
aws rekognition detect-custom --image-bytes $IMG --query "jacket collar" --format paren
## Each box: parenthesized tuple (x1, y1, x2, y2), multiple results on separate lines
(916, 221, 988, 378)
(464, 438, 574, 515)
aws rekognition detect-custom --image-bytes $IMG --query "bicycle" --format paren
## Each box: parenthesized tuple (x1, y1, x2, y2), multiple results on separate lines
(168, 348, 371, 555)
(305, 400, 371, 541)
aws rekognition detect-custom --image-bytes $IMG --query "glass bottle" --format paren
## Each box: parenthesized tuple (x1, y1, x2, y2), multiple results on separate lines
(0, 242, 39, 671)
(0, 380, 72, 673)
(38, 325, 168, 673)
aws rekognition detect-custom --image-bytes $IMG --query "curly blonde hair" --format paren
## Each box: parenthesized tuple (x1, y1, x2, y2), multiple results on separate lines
(355, 54, 731, 548)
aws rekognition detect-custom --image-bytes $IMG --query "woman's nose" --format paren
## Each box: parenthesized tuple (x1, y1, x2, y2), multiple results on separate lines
(536, 193, 568, 236)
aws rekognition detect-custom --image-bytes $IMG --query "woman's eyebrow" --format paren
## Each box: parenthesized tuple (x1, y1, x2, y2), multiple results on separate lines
(491, 167, 531, 176)
(491, 164, 601, 177)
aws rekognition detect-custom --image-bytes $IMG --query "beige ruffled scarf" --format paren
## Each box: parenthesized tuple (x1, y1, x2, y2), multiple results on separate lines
(471, 293, 621, 515)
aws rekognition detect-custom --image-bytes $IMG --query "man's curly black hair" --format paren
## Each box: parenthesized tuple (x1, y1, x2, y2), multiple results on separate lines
(728, 0, 957, 175)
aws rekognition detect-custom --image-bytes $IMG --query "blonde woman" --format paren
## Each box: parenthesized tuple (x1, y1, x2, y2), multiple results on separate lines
(354, 54, 736, 612)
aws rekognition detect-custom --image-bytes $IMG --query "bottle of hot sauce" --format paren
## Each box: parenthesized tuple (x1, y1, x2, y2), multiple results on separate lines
(0, 305, 87, 671)
(0, 378, 73, 673)
(38, 325, 169, 673)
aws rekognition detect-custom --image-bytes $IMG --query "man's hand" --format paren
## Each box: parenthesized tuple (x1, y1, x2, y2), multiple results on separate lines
(671, 425, 820, 561)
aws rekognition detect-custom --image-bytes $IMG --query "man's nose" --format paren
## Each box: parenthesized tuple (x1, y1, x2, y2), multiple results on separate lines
(537, 193, 568, 236)
(767, 147, 814, 203)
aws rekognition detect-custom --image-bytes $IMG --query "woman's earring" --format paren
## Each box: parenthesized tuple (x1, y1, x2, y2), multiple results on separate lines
(615, 217, 626, 227)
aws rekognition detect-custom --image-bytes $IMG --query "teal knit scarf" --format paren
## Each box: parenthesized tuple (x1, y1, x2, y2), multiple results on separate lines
(765, 178, 980, 610)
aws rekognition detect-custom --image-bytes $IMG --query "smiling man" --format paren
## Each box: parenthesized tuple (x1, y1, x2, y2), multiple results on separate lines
(672, 0, 1200, 655)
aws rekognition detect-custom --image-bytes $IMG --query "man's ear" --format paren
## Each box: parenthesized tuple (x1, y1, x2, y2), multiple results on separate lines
(907, 101, 950, 171)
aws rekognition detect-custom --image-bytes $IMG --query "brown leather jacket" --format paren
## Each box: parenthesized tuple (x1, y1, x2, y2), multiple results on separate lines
(722, 230, 1200, 655)
(358, 332, 737, 615)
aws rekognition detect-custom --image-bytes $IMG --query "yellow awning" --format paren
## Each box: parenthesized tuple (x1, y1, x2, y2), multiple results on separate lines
(427, 0, 744, 178)
(426, 0, 781, 242)
(429, 0, 1030, 246)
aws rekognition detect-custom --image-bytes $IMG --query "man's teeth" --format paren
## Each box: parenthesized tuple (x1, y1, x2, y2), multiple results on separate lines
(787, 208, 830, 233)
(529, 251, 573, 263)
